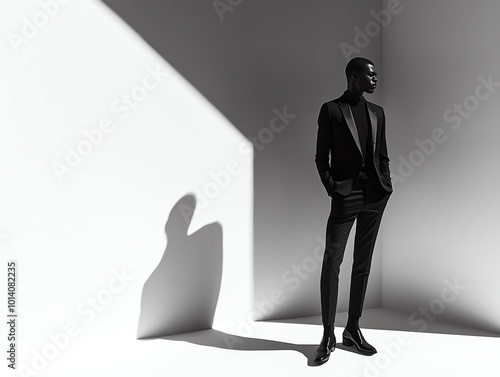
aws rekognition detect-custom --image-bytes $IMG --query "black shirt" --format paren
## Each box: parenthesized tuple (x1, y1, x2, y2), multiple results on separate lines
(341, 90, 376, 180)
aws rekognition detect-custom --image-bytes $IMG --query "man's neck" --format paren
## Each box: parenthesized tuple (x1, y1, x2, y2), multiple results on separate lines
(345, 88, 363, 99)
(343, 89, 364, 106)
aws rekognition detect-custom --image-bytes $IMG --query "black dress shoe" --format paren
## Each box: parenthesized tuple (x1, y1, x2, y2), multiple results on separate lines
(342, 328, 377, 355)
(314, 334, 336, 364)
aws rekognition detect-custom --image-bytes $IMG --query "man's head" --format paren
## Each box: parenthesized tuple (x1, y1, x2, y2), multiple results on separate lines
(345, 57, 378, 94)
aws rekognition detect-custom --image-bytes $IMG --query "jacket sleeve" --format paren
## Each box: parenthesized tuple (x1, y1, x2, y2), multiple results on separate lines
(315, 103, 334, 196)
(379, 108, 392, 185)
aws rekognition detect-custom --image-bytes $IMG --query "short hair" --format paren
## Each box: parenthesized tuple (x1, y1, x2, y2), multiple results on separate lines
(345, 57, 374, 80)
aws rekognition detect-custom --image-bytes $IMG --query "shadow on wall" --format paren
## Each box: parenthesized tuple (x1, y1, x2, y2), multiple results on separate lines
(99, 0, 374, 322)
(137, 194, 223, 338)
(102, 0, 500, 339)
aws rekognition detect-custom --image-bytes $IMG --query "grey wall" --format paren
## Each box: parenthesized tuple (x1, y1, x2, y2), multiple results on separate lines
(382, 0, 500, 333)
(99, 0, 385, 320)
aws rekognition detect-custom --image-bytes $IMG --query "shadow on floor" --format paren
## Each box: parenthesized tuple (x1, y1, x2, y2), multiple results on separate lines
(141, 328, 329, 367)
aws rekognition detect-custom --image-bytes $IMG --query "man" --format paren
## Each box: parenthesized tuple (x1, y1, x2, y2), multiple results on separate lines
(314, 57, 393, 364)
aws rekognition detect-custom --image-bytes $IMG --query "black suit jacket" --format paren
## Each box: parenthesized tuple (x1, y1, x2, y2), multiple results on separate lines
(315, 94, 393, 197)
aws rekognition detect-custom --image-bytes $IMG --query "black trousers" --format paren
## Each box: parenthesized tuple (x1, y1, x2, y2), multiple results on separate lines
(320, 176, 390, 325)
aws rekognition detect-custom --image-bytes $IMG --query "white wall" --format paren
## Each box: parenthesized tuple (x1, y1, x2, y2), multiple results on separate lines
(0, 0, 252, 371)
(382, 0, 500, 333)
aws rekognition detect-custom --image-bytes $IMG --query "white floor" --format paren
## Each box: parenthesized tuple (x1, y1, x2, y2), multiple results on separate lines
(13, 308, 499, 377)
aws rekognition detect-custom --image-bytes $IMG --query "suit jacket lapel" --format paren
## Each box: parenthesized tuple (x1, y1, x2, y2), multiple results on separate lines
(339, 102, 362, 156)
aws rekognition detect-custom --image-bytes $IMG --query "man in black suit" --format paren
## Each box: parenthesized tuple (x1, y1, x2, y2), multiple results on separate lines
(313, 57, 393, 364)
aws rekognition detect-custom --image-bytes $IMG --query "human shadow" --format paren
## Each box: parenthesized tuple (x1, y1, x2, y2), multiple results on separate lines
(139, 328, 324, 367)
(137, 194, 223, 339)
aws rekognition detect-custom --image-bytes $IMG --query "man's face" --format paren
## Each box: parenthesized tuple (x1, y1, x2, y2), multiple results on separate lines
(354, 64, 378, 94)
